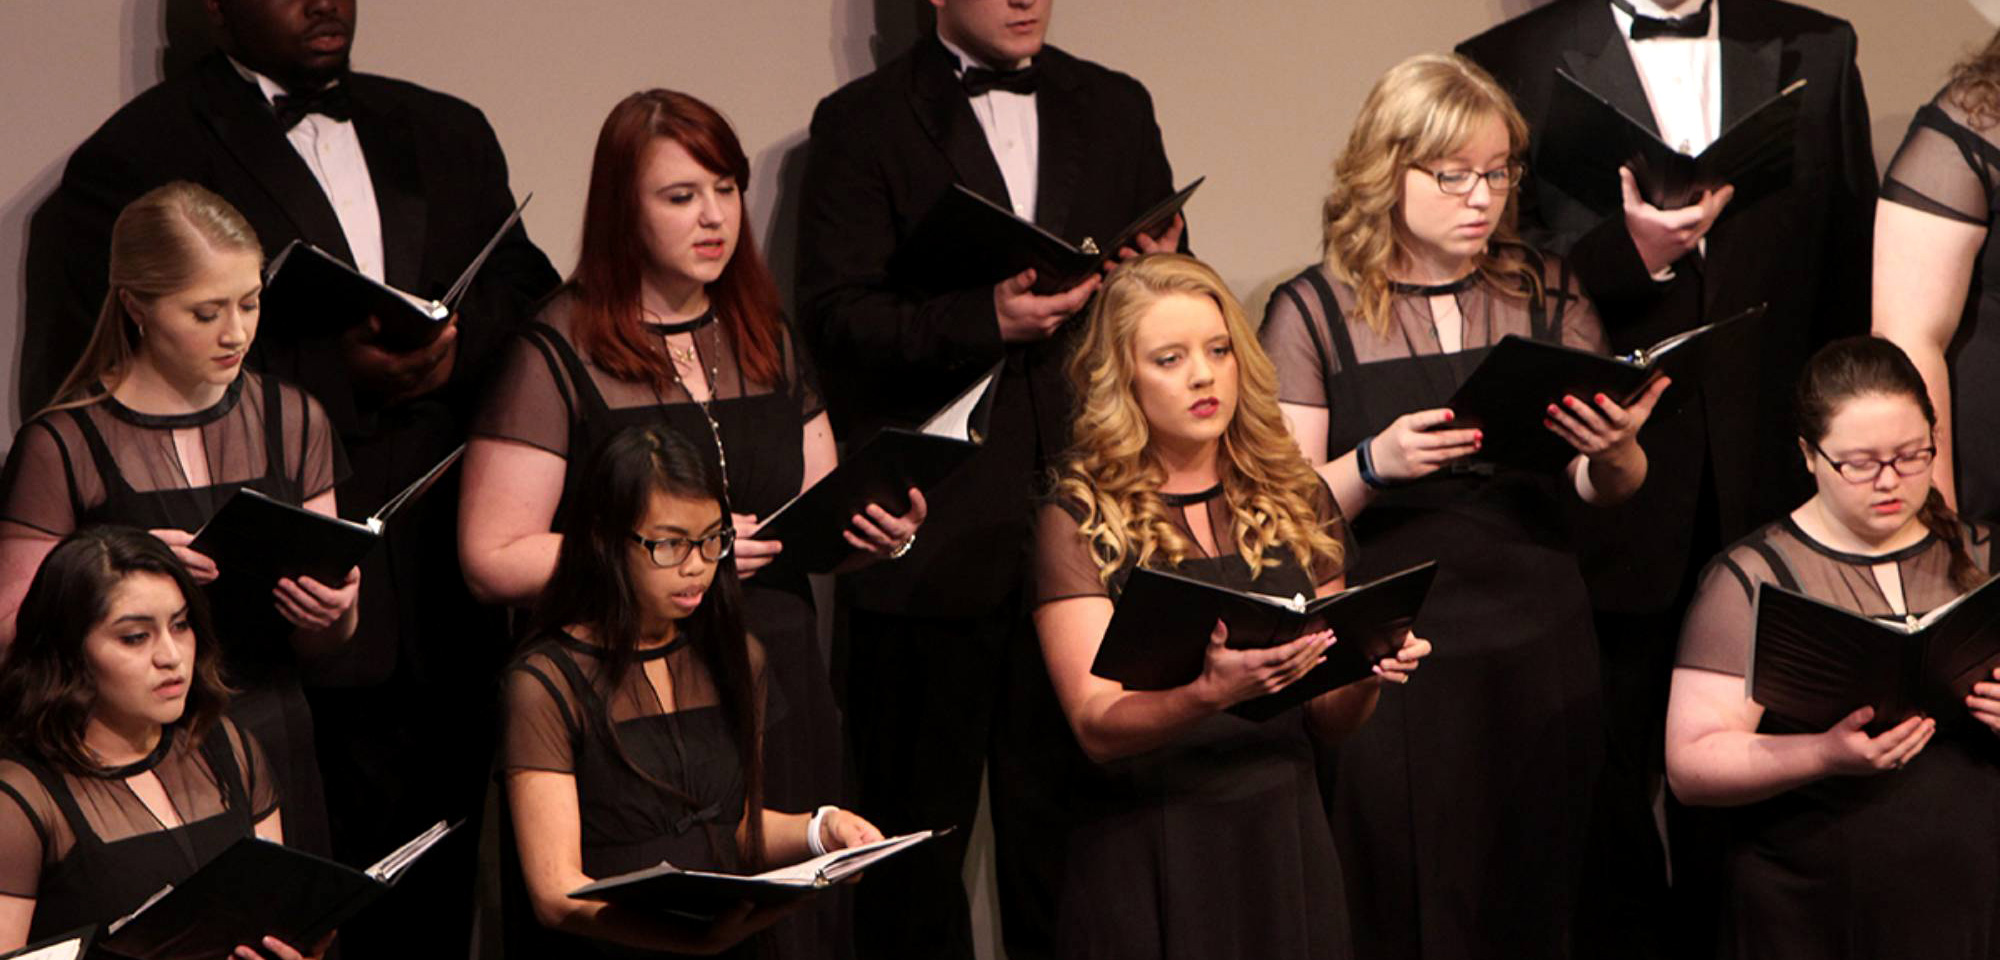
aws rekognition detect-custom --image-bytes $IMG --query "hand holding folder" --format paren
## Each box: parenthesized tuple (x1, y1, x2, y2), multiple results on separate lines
(1091, 563, 1438, 721)
(569, 830, 943, 920)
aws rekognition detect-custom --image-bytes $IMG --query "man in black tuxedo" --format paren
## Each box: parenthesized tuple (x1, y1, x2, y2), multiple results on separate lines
(796, 1, 1179, 957)
(22, 0, 558, 954)
(1459, 0, 1875, 953)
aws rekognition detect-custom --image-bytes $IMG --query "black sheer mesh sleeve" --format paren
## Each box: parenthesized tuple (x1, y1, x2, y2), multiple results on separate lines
(1882, 92, 1998, 227)
(503, 652, 579, 775)
(283, 385, 344, 503)
(1259, 272, 1338, 407)
(1034, 499, 1113, 606)
(221, 719, 281, 823)
(1675, 551, 1765, 677)
(1309, 476, 1352, 587)
(0, 763, 50, 898)
(0, 418, 84, 538)
(780, 321, 825, 423)
(472, 329, 576, 460)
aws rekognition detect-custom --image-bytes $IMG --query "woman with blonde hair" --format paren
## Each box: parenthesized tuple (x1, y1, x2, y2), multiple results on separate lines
(1875, 29, 2000, 526)
(0, 181, 355, 857)
(1259, 53, 1663, 957)
(1035, 252, 1427, 958)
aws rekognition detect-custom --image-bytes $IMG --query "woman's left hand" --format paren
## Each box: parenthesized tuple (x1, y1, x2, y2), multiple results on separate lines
(732, 513, 783, 577)
(1372, 632, 1432, 685)
(816, 807, 887, 853)
(844, 488, 927, 559)
(1966, 666, 2000, 736)
(273, 567, 359, 631)
(1545, 376, 1671, 461)
(234, 932, 331, 960)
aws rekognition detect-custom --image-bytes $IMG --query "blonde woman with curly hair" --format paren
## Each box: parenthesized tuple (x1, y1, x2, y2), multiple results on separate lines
(1033, 252, 1427, 959)
(1257, 54, 1664, 958)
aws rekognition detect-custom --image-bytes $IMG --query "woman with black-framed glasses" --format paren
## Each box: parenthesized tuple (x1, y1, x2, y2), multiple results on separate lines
(501, 424, 885, 958)
(1257, 53, 1669, 957)
(1666, 336, 2000, 957)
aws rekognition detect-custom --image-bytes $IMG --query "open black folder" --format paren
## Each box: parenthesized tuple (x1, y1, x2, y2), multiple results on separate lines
(262, 195, 531, 349)
(1538, 70, 1805, 214)
(94, 821, 455, 960)
(569, 829, 942, 920)
(1446, 303, 1765, 472)
(894, 179, 1202, 294)
(1750, 577, 2000, 734)
(1090, 562, 1437, 722)
(752, 364, 999, 573)
(188, 444, 463, 586)
(0, 928, 92, 960)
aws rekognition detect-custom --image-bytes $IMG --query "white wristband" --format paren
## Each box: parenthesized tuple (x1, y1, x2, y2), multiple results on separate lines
(807, 804, 838, 856)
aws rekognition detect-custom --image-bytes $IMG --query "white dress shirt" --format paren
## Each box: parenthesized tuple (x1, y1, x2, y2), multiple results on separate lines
(1613, 0, 1722, 157)
(231, 58, 386, 282)
(939, 33, 1040, 223)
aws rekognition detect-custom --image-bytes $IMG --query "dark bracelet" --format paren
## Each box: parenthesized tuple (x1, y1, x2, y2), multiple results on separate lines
(1355, 433, 1392, 490)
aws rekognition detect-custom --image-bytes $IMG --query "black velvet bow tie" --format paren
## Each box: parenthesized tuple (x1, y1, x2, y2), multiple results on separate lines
(962, 63, 1040, 97)
(1612, 0, 1712, 40)
(271, 84, 353, 129)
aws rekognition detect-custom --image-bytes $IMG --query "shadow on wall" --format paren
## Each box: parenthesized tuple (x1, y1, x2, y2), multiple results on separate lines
(13, 0, 213, 423)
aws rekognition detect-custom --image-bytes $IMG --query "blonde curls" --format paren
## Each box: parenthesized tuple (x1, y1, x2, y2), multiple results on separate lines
(1322, 53, 1543, 337)
(43, 181, 263, 416)
(1055, 253, 1345, 585)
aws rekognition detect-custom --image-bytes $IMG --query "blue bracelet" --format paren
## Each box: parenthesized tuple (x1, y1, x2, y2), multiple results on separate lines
(1355, 433, 1391, 490)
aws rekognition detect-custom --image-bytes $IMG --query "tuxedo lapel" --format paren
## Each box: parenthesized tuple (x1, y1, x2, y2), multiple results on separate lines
(348, 79, 429, 294)
(192, 55, 354, 262)
(1559, 2, 1660, 137)
(1717, 2, 1784, 128)
(908, 39, 1013, 209)
(1031, 49, 1082, 238)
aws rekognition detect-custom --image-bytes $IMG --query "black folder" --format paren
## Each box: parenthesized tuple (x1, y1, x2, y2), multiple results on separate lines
(1446, 303, 1764, 472)
(95, 821, 454, 960)
(1538, 70, 1805, 214)
(893, 179, 1202, 294)
(752, 365, 999, 573)
(188, 445, 463, 586)
(1750, 578, 2000, 733)
(569, 830, 941, 921)
(0, 928, 92, 960)
(262, 196, 531, 349)
(1091, 562, 1437, 722)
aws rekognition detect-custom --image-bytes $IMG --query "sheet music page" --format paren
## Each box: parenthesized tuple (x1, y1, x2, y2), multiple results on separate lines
(920, 370, 998, 440)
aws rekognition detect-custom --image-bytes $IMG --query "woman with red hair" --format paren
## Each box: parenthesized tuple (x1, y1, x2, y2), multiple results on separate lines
(460, 90, 921, 958)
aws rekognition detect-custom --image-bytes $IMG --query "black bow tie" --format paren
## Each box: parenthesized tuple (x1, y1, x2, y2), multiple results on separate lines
(271, 84, 353, 129)
(1613, 0, 1712, 40)
(962, 63, 1039, 97)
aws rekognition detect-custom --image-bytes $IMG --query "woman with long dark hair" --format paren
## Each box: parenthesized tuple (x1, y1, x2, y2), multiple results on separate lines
(0, 181, 355, 859)
(0, 527, 321, 959)
(503, 425, 881, 957)
(1667, 336, 2000, 957)
(461, 93, 919, 955)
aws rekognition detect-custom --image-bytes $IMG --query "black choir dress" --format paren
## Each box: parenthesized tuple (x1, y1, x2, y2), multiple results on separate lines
(1031, 482, 1353, 960)
(0, 719, 278, 943)
(1258, 256, 1606, 960)
(474, 294, 843, 958)
(1882, 87, 2000, 525)
(1677, 518, 2000, 957)
(0, 372, 341, 857)
(501, 632, 766, 959)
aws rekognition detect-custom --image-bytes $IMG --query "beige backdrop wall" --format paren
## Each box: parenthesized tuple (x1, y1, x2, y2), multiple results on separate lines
(0, 0, 1989, 435)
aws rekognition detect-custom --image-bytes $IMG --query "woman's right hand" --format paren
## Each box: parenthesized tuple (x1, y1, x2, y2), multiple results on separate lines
(1816, 706, 1935, 777)
(1191, 620, 1335, 710)
(148, 528, 218, 583)
(1366, 408, 1481, 483)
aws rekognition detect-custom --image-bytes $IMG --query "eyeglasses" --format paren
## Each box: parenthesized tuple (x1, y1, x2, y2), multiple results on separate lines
(1809, 442, 1937, 483)
(630, 528, 735, 567)
(1414, 162, 1526, 196)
